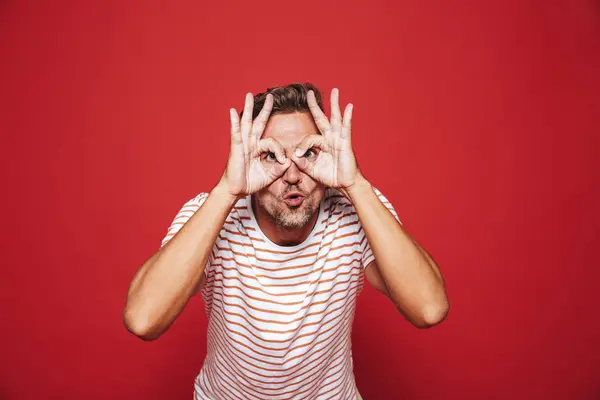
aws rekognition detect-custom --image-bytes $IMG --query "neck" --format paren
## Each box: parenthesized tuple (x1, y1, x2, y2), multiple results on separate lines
(251, 196, 319, 247)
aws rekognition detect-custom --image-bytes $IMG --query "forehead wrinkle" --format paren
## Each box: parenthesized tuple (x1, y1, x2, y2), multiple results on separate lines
(261, 112, 320, 153)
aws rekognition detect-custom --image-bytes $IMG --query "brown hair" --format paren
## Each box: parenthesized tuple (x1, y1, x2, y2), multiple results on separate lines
(241, 82, 325, 120)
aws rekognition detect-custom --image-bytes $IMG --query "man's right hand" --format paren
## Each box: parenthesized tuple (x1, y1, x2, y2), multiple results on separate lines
(221, 92, 290, 197)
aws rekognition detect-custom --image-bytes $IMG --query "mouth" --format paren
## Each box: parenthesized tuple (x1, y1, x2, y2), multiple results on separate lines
(283, 192, 305, 207)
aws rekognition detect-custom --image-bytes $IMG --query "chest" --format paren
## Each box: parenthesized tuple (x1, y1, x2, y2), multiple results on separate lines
(203, 234, 364, 339)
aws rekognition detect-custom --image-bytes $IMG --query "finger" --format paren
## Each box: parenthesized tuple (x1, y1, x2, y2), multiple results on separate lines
(241, 93, 254, 143)
(341, 103, 353, 140)
(307, 90, 330, 135)
(256, 138, 288, 164)
(292, 135, 327, 177)
(229, 108, 242, 145)
(290, 153, 311, 173)
(330, 88, 342, 133)
(294, 134, 327, 157)
(269, 159, 291, 179)
(251, 93, 273, 139)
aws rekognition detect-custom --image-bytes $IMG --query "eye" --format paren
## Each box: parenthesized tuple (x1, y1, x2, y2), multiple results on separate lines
(265, 152, 277, 161)
(303, 149, 317, 158)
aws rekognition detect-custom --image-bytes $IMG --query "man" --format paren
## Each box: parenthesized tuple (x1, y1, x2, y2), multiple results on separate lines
(123, 83, 449, 399)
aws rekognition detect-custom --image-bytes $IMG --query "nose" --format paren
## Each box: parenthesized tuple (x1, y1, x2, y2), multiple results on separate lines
(282, 161, 302, 185)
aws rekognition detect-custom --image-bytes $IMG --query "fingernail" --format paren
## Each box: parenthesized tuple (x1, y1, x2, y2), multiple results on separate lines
(295, 149, 303, 157)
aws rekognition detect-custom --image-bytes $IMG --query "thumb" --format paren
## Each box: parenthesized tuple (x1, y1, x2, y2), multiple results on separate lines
(256, 138, 291, 180)
(269, 159, 291, 179)
(291, 154, 310, 173)
(292, 134, 326, 173)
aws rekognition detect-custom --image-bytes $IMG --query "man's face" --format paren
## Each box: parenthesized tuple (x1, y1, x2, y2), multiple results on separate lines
(255, 111, 325, 228)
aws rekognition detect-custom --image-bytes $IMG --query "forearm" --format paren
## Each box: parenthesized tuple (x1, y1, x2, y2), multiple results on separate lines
(123, 182, 238, 340)
(343, 176, 449, 327)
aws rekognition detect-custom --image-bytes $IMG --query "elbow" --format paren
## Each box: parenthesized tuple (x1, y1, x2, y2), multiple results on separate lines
(403, 297, 450, 329)
(418, 302, 449, 328)
(122, 307, 162, 341)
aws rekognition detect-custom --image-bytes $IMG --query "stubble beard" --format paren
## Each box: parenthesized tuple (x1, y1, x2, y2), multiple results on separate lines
(258, 193, 317, 229)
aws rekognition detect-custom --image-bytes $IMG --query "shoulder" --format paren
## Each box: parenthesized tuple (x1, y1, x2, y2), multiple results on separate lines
(161, 191, 243, 248)
(187, 192, 210, 206)
(177, 191, 246, 212)
(322, 188, 352, 214)
(322, 186, 401, 224)
(184, 192, 249, 225)
(322, 186, 390, 211)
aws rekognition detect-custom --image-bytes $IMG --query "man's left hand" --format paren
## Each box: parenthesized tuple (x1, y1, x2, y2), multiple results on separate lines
(291, 88, 364, 193)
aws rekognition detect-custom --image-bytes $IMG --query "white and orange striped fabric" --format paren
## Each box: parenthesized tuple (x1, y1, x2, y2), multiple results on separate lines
(161, 187, 400, 400)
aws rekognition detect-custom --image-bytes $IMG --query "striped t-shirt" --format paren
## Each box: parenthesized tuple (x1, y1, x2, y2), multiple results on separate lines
(161, 187, 400, 400)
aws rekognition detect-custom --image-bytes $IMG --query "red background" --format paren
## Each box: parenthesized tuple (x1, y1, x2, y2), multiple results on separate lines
(2, 1, 599, 399)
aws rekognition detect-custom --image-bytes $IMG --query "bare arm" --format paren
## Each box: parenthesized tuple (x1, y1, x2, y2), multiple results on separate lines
(291, 87, 448, 329)
(123, 184, 238, 341)
(344, 177, 449, 328)
(364, 231, 444, 298)
(122, 92, 290, 341)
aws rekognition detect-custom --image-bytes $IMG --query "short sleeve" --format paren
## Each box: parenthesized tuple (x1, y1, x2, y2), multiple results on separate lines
(360, 187, 402, 268)
(160, 193, 210, 248)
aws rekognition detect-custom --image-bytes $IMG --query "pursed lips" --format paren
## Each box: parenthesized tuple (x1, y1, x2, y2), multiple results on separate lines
(284, 191, 305, 200)
(282, 191, 306, 207)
